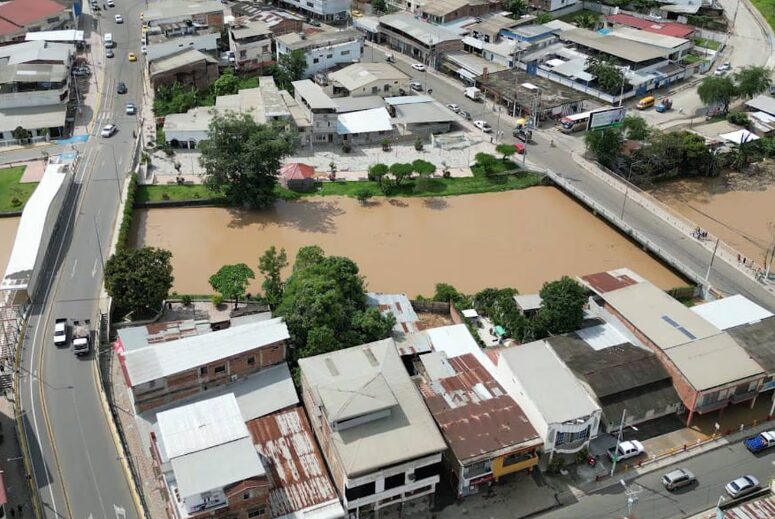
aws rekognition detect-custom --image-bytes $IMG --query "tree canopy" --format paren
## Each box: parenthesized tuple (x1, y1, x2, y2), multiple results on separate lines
(622, 115, 650, 141)
(495, 143, 517, 161)
(276, 50, 307, 92)
(698, 75, 737, 113)
(734, 66, 772, 99)
(277, 247, 395, 359)
(535, 276, 587, 335)
(505, 0, 528, 17)
(586, 57, 625, 95)
(209, 263, 255, 307)
(199, 112, 293, 208)
(584, 127, 623, 168)
(213, 69, 241, 96)
(258, 246, 288, 308)
(105, 247, 174, 316)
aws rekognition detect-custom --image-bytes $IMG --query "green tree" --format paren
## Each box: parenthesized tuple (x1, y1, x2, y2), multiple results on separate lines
(586, 56, 625, 95)
(209, 263, 255, 307)
(432, 283, 471, 307)
(199, 112, 293, 208)
(277, 247, 395, 359)
(213, 69, 241, 96)
(584, 127, 623, 168)
(153, 82, 200, 116)
(505, 0, 528, 17)
(368, 163, 391, 193)
(698, 75, 737, 113)
(535, 13, 552, 24)
(622, 115, 650, 140)
(372, 0, 387, 12)
(105, 247, 174, 315)
(276, 49, 307, 92)
(535, 276, 587, 335)
(258, 246, 288, 307)
(12, 126, 32, 143)
(411, 159, 436, 176)
(574, 12, 600, 29)
(734, 66, 772, 99)
(635, 130, 718, 180)
(474, 152, 499, 176)
(355, 188, 374, 204)
(389, 162, 413, 186)
(495, 143, 517, 161)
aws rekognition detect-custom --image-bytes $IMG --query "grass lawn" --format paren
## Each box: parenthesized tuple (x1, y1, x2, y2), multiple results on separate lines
(0, 166, 37, 212)
(136, 184, 225, 204)
(692, 37, 721, 50)
(682, 53, 702, 64)
(471, 159, 520, 177)
(750, 0, 775, 33)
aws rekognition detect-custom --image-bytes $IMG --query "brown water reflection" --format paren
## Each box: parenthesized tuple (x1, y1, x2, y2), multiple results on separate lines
(131, 188, 685, 296)
(0, 217, 19, 277)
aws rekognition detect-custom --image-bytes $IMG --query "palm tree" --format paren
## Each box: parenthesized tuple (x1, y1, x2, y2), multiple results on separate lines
(573, 12, 600, 29)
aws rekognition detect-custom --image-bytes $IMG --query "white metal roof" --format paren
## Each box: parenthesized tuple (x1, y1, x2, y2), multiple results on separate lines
(379, 13, 461, 46)
(157, 393, 247, 460)
(384, 95, 434, 105)
(336, 107, 393, 135)
(611, 27, 689, 50)
(24, 30, 84, 42)
(462, 309, 479, 318)
(514, 294, 542, 311)
(691, 295, 774, 330)
(719, 129, 760, 144)
(1, 162, 68, 292)
(123, 317, 289, 385)
(291, 80, 337, 110)
(745, 95, 775, 116)
(575, 323, 629, 351)
(498, 340, 601, 424)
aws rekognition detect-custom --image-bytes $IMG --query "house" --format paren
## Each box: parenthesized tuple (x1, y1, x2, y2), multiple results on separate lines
(327, 62, 409, 98)
(605, 13, 695, 39)
(385, 95, 457, 135)
(276, 29, 363, 77)
(414, 325, 542, 498)
(494, 339, 602, 458)
(150, 393, 271, 519)
(513, 293, 542, 317)
(580, 270, 766, 426)
(446, 49, 510, 81)
(0, 0, 73, 44)
(544, 327, 682, 433)
(278, 162, 316, 191)
(378, 13, 463, 69)
(149, 49, 220, 92)
(229, 5, 304, 36)
(468, 13, 532, 43)
(419, 0, 497, 25)
(163, 77, 292, 148)
(118, 317, 290, 413)
(229, 20, 274, 72)
(277, 0, 351, 23)
(299, 339, 447, 518)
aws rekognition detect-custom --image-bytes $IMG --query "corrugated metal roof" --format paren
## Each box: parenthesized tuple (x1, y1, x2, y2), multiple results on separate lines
(336, 107, 393, 135)
(366, 292, 420, 335)
(247, 407, 344, 518)
(291, 80, 337, 110)
(692, 295, 774, 331)
(0, 0, 65, 27)
(378, 13, 461, 45)
(123, 317, 289, 386)
(723, 492, 775, 518)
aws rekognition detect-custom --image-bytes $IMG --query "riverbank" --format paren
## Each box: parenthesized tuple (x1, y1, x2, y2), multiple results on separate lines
(136, 171, 544, 205)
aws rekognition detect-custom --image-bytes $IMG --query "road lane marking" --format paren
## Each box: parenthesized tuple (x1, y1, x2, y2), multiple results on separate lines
(70, 259, 78, 279)
(70, 391, 108, 519)
(92, 258, 99, 278)
(114, 504, 126, 519)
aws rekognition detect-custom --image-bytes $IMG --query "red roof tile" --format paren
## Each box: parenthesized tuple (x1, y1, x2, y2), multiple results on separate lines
(606, 14, 694, 38)
(279, 162, 315, 180)
(0, 17, 20, 36)
(0, 0, 66, 27)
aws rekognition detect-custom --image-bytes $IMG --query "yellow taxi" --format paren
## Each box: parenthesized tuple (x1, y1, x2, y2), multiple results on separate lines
(128, 52, 137, 62)
(352, 9, 362, 17)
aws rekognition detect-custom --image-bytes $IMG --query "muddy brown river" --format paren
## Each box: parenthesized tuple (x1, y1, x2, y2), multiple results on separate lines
(130, 188, 685, 296)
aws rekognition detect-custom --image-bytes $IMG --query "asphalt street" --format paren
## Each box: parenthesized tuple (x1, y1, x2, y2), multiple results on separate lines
(363, 44, 775, 311)
(17, 2, 145, 519)
(541, 441, 775, 519)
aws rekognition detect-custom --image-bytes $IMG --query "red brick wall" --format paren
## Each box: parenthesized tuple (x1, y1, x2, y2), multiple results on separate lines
(300, 373, 346, 493)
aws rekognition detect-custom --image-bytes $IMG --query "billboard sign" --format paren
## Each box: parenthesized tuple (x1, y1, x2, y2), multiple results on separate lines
(589, 107, 627, 130)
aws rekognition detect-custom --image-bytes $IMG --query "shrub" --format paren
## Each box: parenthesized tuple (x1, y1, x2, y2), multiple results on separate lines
(342, 142, 352, 153)
(727, 111, 750, 127)
(181, 294, 192, 306)
(116, 173, 138, 252)
(547, 457, 566, 474)
(414, 137, 424, 151)
(10, 197, 20, 207)
(355, 188, 373, 204)
(161, 192, 170, 200)
(381, 138, 391, 151)
(211, 293, 223, 307)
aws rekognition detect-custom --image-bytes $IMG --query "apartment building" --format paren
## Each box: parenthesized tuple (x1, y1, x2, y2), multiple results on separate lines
(229, 20, 274, 72)
(0, 0, 73, 44)
(276, 29, 363, 77)
(299, 338, 447, 518)
(150, 393, 271, 519)
(118, 317, 289, 413)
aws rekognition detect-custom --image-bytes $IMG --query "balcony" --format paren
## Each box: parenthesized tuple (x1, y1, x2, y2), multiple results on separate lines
(554, 437, 589, 453)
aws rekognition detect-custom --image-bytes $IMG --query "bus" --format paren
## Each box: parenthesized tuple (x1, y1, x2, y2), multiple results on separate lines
(559, 110, 601, 134)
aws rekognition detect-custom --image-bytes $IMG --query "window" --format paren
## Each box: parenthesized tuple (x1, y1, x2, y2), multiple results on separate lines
(247, 508, 266, 518)
(248, 356, 256, 365)
(243, 490, 252, 500)
(384, 473, 405, 490)
(262, 45, 269, 53)
(414, 462, 440, 481)
(326, 54, 333, 59)
(345, 481, 375, 501)
(240, 50, 247, 58)
(341, 50, 350, 56)
(313, 58, 319, 63)
(47, 16, 60, 23)
(200, 366, 208, 376)
(307, 1, 313, 5)
(214, 365, 226, 374)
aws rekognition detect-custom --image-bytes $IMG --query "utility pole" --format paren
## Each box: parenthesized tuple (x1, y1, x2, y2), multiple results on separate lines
(706, 238, 720, 282)
(610, 409, 627, 477)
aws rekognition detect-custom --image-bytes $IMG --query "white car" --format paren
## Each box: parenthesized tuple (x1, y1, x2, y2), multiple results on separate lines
(411, 63, 426, 71)
(107, 0, 115, 6)
(409, 81, 423, 92)
(714, 62, 731, 76)
(608, 440, 645, 462)
(101, 124, 117, 137)
(446, 103, 460, 113)
(141, 45, 147, 54)
(115, 14, 123, 23)
(725, 475, 760, 498)
(473, 120, 492, 132)
(125, 102, 136, 115)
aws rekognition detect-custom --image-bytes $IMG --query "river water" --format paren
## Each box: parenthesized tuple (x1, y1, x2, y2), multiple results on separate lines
(0, 217, 19, 276)
(130, 188, 685, 296)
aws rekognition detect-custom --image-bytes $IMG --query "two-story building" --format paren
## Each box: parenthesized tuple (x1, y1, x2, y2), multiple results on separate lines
(378, 13, 463, 69)
(118, 317, 289, 413)
(299, 338, 447, 518)
(229, 4, 304, 36)
(0, 0, 73, 44)
(580, 270, 766, 426)
(276, 29, 363, 77)
(494, 339, 602, 459)
(151, 393, 271, 519)
(229, 20, 274, 72)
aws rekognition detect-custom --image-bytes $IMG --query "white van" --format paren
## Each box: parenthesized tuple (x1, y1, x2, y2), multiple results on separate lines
(104, 33, 113, 48)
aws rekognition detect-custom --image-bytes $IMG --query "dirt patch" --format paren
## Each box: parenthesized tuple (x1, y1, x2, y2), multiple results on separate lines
(416, 311, 454, 330)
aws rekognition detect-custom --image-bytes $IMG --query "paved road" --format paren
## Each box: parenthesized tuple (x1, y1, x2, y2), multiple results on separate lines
(363, 44, 775, 311)
(541, 441, 775, 519)
(18, 2, 145, 519)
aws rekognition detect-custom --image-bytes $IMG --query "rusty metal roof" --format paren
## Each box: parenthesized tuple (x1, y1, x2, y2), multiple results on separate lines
(247, 407, 343, 518)
(723, 492, 775, 518)
(418, 353, 542, 463)
(580, 270, 640, 294)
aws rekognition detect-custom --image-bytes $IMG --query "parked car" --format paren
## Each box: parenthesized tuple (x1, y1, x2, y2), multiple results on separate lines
(446, 103, 460, 113)
(725, 475, 760, 498)
(607, 440, 645, 462)
(411, 63, 426, 71)
(107, 0, 115, 6)
(744, 431, 775, 453)
(351, 9, 362, 17)
(125, 102, 136, 115)
(409, 81, 423, 92)
(106, 48, 114, 58)
(101, 124, 117, 137)
(662, 468, 696, 491)
(117, 81, 127, 94)
(128, 52, 137, 62)
(72, 66, 91, 77)
(114, 14, 123, 23)
(473, 120, 492, 132)
(398, 87, 407, 96)
(459, 110, 471, 120)
(141, 45, 147, 54)
(53, 318, 70, 347)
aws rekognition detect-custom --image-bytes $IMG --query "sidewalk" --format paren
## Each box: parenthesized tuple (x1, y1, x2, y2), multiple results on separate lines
(0, 384, 32, 517)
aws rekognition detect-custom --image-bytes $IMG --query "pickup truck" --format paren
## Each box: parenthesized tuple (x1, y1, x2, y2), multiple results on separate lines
(744, 431, 775, 453)
(53, 318, 69, 347)
(608, 440, 645, 462)
(72, 319, 92, 357)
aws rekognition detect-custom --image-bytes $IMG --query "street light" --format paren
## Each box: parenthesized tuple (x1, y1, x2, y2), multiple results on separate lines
(610, 408, 627, 477)
(620, 159, 644, 221)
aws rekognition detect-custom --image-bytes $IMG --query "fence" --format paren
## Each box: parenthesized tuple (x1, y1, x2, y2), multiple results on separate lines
(0, 136, 48, 148)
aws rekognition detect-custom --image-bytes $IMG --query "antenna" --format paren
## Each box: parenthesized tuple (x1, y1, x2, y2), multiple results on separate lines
(620, 480, 643, 518)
